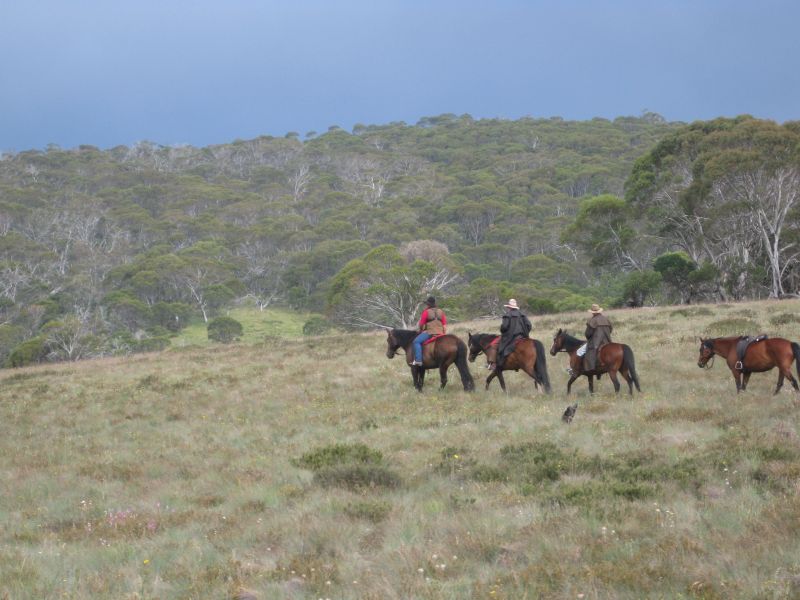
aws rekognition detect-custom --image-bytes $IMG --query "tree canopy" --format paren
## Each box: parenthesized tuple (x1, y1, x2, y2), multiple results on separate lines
(13, 113, 798, 366)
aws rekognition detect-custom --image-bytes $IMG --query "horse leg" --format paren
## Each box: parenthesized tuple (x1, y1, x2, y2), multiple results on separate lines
(789, 368, 800, 392)
(733, 369, 742, 393)
(587, 374, 595, 394)
(608, 368, 621, 394)
(566, 373, 579, 395)
(485, 371, 496, 390)
(522, 362, 540, 388)
(496, 370, 507, 393)
(776, 357, 799, 392)
(419, 368, 426, 391)
(620, 366, 634, 395)
(741, 372, 751, 391)
(410, 366, 420, 391)
(774, 372, 785, 395)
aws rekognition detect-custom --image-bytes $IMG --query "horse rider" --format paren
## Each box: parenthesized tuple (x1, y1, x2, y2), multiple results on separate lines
(489, 298, 532, 371)
(411, 296, 447, 366)
(584, 303, 612, 370)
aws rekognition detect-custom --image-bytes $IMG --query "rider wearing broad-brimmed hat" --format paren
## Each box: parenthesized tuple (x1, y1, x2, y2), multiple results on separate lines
(489, 298, 532, 371)
(584, 303, 612, 371)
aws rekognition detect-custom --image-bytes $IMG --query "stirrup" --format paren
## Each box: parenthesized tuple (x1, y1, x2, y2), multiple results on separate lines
(734, 361, 743, 370)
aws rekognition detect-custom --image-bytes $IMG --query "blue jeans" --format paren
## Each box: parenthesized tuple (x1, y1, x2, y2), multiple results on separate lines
(413, 332, 431, 362)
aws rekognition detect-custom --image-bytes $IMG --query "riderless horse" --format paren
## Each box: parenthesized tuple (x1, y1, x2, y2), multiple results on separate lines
(697, 336, 800, 394)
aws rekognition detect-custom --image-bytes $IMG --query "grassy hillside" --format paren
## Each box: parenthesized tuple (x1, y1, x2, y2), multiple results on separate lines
(169, 308, 315, 347)
(2, 299, 800, 599)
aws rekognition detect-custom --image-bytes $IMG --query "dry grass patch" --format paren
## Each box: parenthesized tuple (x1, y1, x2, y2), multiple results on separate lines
(3, 298, 800, 598)
(647, 405, 716, 422)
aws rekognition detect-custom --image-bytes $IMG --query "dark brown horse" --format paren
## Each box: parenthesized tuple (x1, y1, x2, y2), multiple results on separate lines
(550, 329, 641, 395)
(467, 332, 551, 393)
(386, 329, 475, 392)
(697, 336, 800, 394)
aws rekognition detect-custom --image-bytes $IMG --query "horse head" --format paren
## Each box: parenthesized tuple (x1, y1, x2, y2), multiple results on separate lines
(697, 337, 715, 368)
(550, 328, 564, 356)
(385, 328, 400, 359)
(467, 331, 482, 362)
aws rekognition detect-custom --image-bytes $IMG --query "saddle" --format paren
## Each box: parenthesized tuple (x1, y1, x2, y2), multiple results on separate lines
(489, 336, 524, 348)
(581, 343, 607, 372)
(422, 334, 446, 346)
(735, 335, 768, 370)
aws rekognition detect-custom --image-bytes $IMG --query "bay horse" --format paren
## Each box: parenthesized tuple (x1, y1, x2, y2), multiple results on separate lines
(467, 333, 551, 393)
(385, 329, 475, 392)
(697, 336, 800, 394)
(550, 329, 641, 395)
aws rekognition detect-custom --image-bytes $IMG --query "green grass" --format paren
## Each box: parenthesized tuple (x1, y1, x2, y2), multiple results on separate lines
(3, 299, 800, 598)
(169, 307, 315, 346)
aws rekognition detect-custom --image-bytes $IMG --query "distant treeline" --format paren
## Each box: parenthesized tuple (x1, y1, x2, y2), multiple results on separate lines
(1, 112, 798, 366)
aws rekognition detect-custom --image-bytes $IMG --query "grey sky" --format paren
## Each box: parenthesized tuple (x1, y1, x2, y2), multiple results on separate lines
(1, 0, 798, 151)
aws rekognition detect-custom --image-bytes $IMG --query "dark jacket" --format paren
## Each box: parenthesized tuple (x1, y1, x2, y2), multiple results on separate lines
(585, 313, 612, 349)
(497, 309, 532, 363)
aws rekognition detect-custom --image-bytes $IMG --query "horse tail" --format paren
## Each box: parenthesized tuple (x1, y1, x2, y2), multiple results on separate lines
(622, 344, 641, 392)
(792, 342, 800, 381)
(455, 339, 475, 392)
(533, 339, 551, 393)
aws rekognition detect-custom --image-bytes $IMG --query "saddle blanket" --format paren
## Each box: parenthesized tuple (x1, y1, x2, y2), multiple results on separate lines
(489, 336, 527, 347)
(422, 334, 446, 345)
(576, 343, 588, 357)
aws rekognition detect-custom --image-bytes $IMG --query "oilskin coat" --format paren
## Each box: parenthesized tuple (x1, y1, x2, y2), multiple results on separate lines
(584, 313, 612, 370)
(497, 309, 532, 366)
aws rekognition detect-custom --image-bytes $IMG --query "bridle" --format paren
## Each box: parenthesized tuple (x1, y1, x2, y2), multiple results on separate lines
(468, 335, 491, 360)
(700, 341, 715, 369)
(551, 332, 567, 354)
(387, 332, 402, 357)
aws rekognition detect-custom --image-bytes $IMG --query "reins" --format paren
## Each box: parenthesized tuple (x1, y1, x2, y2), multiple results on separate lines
(702, 340, 718, 369)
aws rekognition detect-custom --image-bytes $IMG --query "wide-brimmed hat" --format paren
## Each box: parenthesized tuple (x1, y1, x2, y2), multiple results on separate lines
(425, 296, 436, 307)
(589, 303, 603, 314)
(504, 298, 519, 309)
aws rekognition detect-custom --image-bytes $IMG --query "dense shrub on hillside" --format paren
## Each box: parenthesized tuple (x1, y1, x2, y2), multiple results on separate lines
(526, 298, 557, 315)
(136, 335, 171, 353)
(769, 312, 800, 326)
(207, 317, 243, 343)
(0, 324, 25, 366)
(6, 337, 47, 367)
(704, 318, 762, 337)
(295, 443, 401, 490)
(302, 316, 334, 336)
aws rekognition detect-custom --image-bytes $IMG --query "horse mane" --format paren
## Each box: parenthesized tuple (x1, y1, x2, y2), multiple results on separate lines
(391, 329, 419, 347)
(704, 336, 740, 347)
(472, 333, 498, 346)
(560, 331, 584, 351)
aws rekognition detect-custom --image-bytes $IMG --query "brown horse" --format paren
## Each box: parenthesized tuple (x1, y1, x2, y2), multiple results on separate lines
(550, 329, 641, 395)
(467, 332, 551, 393)
(697, 336, 800, 394)
(386, 329, 475, 392)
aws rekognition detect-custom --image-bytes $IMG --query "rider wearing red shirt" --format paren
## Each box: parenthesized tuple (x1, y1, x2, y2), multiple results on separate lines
(412, 296, 446, 366)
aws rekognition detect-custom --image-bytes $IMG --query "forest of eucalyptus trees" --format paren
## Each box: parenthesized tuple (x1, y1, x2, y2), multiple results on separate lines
(0, 113, 797, 367)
